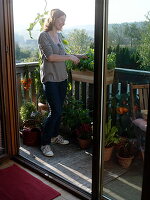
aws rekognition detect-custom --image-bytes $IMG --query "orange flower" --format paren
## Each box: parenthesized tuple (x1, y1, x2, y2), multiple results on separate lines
(116, 107, 128, 114)
(21, 78, 32, 90)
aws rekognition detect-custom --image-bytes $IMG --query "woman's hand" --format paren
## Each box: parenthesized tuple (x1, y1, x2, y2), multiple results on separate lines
(69, 55, 80, 65)
(80, 54, 88, 59)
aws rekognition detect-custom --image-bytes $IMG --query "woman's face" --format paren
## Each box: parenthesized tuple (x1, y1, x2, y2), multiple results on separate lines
(54, 15, 66, 31)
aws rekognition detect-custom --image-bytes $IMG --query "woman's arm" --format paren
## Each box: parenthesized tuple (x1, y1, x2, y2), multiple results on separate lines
(47, 54, 80, 65)
(73, 54, 88, 59)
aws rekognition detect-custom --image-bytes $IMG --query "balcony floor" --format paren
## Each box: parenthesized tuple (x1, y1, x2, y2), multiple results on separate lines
(19, 139, 143, 200)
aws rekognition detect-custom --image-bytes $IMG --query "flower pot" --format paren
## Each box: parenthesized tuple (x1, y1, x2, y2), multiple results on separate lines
(77, 138, 91, 149)
(22, 128, 41, 146)
(116, 153, 134, 168)
(71, 69, 115, 85)
(71, 70, 94, 84)
(104, 146, 114, 161)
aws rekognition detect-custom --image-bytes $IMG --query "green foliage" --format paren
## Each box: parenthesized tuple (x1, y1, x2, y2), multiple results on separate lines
(67, 48, 117, 71)
(138, 12, 150, 71)
(67, 48, 94, 71)
(20, 102, 37, 121)
(15, 43, 38, 62)
(107, 52, 116, 70)
(108, 45, 141, 70)
(119, 139, 133, 157)
(27, 11, 48, 39)
(62, 97, 92, 130)
(104, 119, 119, 147)
(123, 23, 141, 47)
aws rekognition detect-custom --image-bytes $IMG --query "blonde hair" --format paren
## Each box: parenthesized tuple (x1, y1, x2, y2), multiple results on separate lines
(44, 9, 66, 31)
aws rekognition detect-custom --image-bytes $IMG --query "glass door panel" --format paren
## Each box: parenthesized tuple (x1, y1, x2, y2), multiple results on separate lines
(102, 0, 150, 199)
(13, 0, 95, 194)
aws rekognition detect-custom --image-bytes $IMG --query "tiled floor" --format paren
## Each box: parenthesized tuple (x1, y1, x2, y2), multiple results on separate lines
(18, 140, 144, 200)
(0, 160, 81, 200)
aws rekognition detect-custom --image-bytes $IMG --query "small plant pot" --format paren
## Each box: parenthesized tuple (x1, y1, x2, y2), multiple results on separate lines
(22, 128, 41, 146)
(116, 153, 134, 168)
(77, 138, 91, 149)
(104, 146, 114, 161)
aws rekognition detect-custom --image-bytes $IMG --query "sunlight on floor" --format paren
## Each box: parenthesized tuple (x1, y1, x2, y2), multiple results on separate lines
(115, 176, 142, 191)
(58, 163, 92, 183)
(20, 146, 91, 192)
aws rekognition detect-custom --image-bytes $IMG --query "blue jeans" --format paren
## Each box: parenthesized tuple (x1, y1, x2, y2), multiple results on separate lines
(41, 80, 67, 145)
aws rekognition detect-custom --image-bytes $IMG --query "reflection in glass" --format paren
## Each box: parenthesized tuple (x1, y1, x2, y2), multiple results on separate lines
(103, 0, 150, 199)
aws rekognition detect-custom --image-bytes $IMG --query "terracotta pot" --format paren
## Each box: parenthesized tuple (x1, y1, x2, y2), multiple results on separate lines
(104, 146, 114, 161)
(77, 138, 91, 149)
(116, 153, 134, 168)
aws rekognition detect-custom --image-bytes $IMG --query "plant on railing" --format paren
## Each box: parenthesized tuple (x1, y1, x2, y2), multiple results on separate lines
(66, 49, 116, 72)
(21, 78, 32, 91)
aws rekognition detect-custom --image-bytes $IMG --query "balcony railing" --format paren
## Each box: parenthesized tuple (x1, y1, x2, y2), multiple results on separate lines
(16, 62, 150, 115)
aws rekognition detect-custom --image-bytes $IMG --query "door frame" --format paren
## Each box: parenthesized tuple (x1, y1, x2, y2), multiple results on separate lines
(2, 0, 150, 200)
(0, 0, 19, 160)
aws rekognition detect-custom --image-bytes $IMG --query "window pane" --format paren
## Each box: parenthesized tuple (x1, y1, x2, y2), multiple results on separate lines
(102, 0, 150, 199)
(13, 0, 95, 194)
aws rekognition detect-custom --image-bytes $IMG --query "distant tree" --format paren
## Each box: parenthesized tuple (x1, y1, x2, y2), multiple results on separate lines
(15, 42, 38, 62)
(111, 24, 126, 45)
(15, 43, 21, 60)
(123, 23, 141, 47)
(138, 12, 150, 71)
(66, 29, 92, 54)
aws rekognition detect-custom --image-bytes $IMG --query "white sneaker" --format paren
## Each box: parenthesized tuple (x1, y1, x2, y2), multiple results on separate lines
(51, 135, 69, 145)
(41, 145, 54, 157)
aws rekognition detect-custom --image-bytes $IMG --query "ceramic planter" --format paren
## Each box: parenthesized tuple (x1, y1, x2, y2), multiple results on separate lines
(116, 153, 134, 168)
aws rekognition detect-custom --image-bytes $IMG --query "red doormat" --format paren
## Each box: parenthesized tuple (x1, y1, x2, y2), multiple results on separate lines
(0, 164, 61, 200)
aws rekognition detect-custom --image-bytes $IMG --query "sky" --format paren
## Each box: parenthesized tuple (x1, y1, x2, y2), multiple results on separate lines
(13, 0, 150, 36)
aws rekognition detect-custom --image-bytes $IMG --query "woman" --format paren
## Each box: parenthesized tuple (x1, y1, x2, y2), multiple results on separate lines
(38, 9, 82, 157)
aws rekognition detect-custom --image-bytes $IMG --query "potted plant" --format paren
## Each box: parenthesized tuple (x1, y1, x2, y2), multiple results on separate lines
(116, 139, 134, 168)
(68, 49, 116, 85)
(104, 119, 119, 161)
(74, 123, 92, 149)
(20, 101, 44, 146)
(68, 49, 94, 83)
(62, 97, 92, 134)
